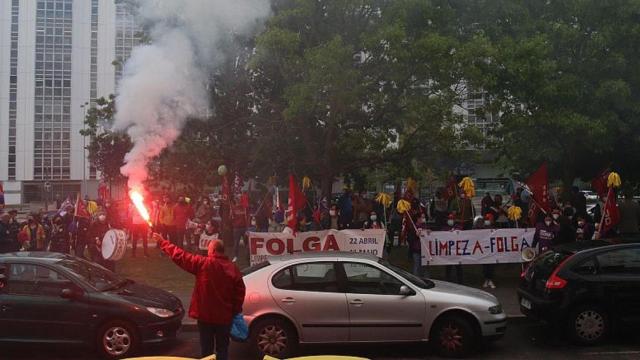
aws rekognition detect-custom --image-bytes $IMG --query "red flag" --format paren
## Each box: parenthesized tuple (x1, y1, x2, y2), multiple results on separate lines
(526, 163, 550, 225)
(601, 188, 620, 235)
(0, 181, 4, 208)
(240, 192, 250, 209)
(442, 176, 458, 201)
(98, 181, 110, 201)
(74, 194, 90, 218)
(591, 169, 609, 200)
(287, 175, 307, 232)
(221, 175, 230, 202)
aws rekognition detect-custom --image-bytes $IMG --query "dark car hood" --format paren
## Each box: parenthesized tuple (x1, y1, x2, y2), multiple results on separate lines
(109, 282, 182, 311)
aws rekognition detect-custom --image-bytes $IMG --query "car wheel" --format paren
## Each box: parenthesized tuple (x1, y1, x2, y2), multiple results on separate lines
(432, 315, 476, 358)
(567, 305, 609, 345)
(250, 317, 298, 358)
(96, 320, 139, 359)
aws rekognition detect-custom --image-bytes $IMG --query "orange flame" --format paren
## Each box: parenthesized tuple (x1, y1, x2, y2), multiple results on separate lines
(130, 189, 152, 227)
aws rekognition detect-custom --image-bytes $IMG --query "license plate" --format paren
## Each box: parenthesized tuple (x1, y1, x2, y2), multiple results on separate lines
(520, 298, 532, 310)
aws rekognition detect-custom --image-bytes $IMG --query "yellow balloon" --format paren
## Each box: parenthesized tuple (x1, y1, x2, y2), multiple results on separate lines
(397, 199, 411, 214)
(376, 192, 392, 208)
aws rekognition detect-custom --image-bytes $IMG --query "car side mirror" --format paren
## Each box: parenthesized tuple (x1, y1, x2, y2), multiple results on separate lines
(60, 288, 82, 300)
(399, 285, 415, 296)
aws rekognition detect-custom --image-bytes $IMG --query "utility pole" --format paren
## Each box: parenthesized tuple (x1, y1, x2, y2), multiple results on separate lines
(80, 101, 89, 197)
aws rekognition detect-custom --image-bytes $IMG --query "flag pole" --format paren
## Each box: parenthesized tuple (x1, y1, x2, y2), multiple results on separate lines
(596, 188, 612, 239)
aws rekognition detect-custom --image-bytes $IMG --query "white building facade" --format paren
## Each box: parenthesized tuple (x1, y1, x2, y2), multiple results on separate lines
(0, 0, 139, 205)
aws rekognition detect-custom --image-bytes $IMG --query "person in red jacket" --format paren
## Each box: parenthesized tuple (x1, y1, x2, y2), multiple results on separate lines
(153, 233, 245, 360)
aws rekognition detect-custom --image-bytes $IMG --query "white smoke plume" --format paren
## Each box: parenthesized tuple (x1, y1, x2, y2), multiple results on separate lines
(114, 0, 270, 190)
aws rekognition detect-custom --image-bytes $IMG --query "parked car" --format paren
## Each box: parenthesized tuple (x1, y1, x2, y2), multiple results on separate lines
(518, 241, 640, 345)
(241, 252, 506, 358)
(0, 252, 184, 359)
(580, 190, 599, 202)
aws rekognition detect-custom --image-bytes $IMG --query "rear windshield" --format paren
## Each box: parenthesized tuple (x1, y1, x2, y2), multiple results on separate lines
(534, 250, 572, 274)
(242, 261, 270, 276)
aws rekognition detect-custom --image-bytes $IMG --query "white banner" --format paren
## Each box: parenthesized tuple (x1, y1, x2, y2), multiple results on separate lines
(248, 229, 386, 265)
(420, 228, 536, 266)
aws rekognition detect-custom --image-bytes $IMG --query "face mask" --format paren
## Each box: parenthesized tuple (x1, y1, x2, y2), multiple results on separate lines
(545, 221, 552, 226)
(552, 214, 559, 220)
(484, 220, 491, 226)
(251, 220, 256, 226)
(578, 221, 585, 227)
(98, 215, 106, 222)
(418, 217, 426, 224)
(370, 215, 377, 221)
(447, 220, 455, 226)
(329, 210, 336, 217)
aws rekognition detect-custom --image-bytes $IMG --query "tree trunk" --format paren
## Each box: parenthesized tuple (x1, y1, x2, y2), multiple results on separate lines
(320, 171, 334, 202)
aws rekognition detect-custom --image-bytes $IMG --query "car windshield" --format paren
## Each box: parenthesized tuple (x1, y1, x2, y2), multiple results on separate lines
(378, 259, 433, 289)
(58, 258, 126, 291)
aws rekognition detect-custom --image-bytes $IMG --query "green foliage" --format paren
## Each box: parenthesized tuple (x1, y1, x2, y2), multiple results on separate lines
(463, 0, 640, 185)
(81, 95, 132, 184)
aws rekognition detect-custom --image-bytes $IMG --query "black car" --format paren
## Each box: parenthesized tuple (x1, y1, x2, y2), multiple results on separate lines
(0, 252, 184, 359)
(518, 241, 640, 345)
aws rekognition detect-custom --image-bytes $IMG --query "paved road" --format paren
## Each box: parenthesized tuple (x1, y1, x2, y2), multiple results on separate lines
(4, 318, 640, 359)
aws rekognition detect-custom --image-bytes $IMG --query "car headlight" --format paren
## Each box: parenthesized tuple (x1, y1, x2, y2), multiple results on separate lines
(488, 305, 503, 314)
(147, 307, 175, 318)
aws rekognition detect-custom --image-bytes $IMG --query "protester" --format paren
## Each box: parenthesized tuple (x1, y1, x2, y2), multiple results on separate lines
(22, 213, 46, 251)
(322, 204, 339, 230)
(556, 207, 577, 244)
(153, 233, 245, 360)
(230, 197, 248, 263)
(129, 203, 149, 257)
(571, 186, 588, 218)
(408, 213, 428, 277)
(479, 214, 496, 289)
(432, 189, 449, 229)
(194, 197, 214, 223)
(363, 211, 384, 230)
(198, 219, 220, 254)
(159, 195, 177, 246)
(442, 213, 464, 284)
(254, 201, 271, 233)
(575, 215, 594, 241)
(104, 200, 120, 229)
(0, 213, 18, 254)
(618, 190, 640, 237)
(174, 196, 194, 248)
(47, 215, 69, 253)
(338, 188, 354, 229)
(532, 214, 559, 252)
(449, 193, 474, 230)
(481, 192, 494, 216)
(74, 217, 91, 259)
(89, 213, 113, 271)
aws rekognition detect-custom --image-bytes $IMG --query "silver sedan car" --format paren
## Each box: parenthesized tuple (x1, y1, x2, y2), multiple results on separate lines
(241, 252, 506, 358)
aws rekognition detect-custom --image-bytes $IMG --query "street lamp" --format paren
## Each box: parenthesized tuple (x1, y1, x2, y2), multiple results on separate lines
(80, 101, 89, 197)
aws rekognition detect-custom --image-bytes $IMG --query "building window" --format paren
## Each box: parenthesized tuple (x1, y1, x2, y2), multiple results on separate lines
(33, 0, 73, 181)
(8, 0, 20, 180)
(115, 0, 141, 84)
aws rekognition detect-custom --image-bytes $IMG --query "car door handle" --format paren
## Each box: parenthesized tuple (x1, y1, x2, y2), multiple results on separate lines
(281, 297, 296, 304)
(349, 299, 364, 306)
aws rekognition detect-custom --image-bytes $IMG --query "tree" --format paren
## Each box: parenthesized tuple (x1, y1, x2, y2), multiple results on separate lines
(249, 0, 485, 197)
(458, 0, 640, 186)
(81, 95, 132, 185)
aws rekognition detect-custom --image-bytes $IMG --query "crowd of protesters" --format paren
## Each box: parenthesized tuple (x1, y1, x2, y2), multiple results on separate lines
(1, 181, 638, 291)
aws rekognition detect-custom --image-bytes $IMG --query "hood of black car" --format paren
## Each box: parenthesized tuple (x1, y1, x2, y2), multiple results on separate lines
(111, 282, 182, 311)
